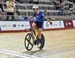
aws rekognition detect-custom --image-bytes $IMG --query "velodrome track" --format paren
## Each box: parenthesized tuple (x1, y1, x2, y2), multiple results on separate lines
(0, 29, 75, 58)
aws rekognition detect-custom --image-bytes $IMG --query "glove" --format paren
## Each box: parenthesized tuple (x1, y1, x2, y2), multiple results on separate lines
(50, 21, 52, 25)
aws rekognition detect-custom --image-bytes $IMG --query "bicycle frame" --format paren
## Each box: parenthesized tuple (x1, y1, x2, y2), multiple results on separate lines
(30, 20, 40, 40)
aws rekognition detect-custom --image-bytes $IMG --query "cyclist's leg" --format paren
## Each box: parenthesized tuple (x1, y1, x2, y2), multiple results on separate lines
(32, 22, 39, 39)
(32, 22, 43, 39)
(35, 22, 43, 39)
(38, 26, 43, 39)
(32, 22, 42, 45)
(38, 28, 42, 39)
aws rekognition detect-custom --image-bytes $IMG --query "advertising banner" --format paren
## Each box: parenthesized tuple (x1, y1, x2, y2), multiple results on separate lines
(43, 21, 64, 29)
(72, 20, 75, 28)
(0, 21, 30, 31)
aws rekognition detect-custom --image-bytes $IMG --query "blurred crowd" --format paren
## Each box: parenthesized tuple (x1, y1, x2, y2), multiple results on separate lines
(0, 0, 74, 21)
(53, 0, 73, 10)
(53, 0, 74, 16)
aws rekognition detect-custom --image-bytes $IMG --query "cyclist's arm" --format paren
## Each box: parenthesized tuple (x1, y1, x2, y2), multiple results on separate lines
(28, 16, 32, 19)
(28, 13, 35, 20)
(28, 16, 33, 21)
(44, 10, 55, 22)
(44, 16, 53, 22)
(44, 16, 55, 24)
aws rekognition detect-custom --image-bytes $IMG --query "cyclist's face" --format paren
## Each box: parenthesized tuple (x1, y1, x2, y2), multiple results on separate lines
(33, 8, 38, 13)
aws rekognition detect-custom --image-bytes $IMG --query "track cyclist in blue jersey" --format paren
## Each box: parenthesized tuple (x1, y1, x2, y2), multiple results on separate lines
(29, 5, 54, 45)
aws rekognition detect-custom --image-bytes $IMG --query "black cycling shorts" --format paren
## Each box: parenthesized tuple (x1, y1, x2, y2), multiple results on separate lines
(34, 21, 43, 29)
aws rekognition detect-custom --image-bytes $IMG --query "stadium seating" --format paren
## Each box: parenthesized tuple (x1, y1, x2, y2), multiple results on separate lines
(1, 0, 75, 20)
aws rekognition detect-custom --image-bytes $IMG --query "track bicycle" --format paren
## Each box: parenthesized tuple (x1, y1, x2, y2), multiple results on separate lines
(24, 27, 45, 51)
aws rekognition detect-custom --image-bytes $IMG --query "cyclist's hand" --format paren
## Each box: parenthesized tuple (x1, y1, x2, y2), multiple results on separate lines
(47, 21, 52, 25)
(50, 21, 52, 25)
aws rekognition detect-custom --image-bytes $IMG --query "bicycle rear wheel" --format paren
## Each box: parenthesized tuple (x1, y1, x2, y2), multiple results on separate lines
(37, 33, 45, 50)
(24, 33, 34, 51)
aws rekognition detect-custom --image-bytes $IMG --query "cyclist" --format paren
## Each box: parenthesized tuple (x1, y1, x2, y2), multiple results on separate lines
(29, 5, 54, 45)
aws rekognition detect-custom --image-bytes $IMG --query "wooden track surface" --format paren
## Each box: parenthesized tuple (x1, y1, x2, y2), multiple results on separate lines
(0, 29, 75, 58)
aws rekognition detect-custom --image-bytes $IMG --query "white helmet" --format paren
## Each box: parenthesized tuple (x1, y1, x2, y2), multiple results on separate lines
(32, 5, 39, 9)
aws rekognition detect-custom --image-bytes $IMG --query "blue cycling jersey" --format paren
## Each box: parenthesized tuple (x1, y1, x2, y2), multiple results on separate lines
(33, 11, 45, 22)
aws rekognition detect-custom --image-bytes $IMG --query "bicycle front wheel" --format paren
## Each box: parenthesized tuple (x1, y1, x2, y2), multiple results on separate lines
(24, 33, 34, 51)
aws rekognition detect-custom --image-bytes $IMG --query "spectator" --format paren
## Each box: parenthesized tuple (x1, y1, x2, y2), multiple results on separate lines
(6, 0, 15, 20)
(0, 0, 6, 20)
(65, 1, 73, 10)
(59, 0, 63, 4)
(16, 11, 25, 21)
(65, 4, 69, 10)
(53, 0, 61, 10)
(53, 0, 66, 16)
(0, 11, 2, 20)
(32, 0, 39, 4)
(53, 0, 65, 10)
(0, 0, 4, 12)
